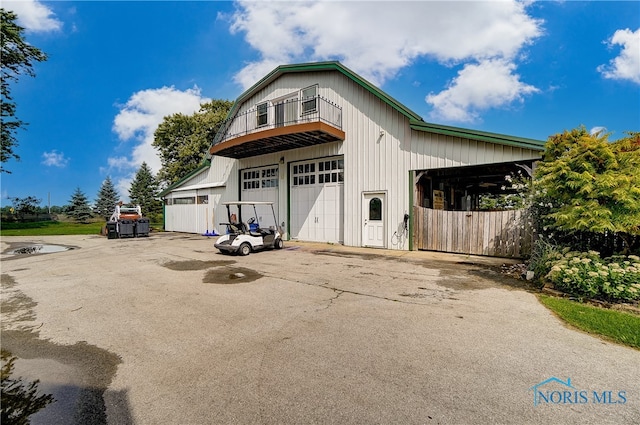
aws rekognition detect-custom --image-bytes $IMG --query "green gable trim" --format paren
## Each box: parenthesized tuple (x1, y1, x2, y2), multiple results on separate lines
(409, 120, 545, 152)
(158, 159, 211, 198)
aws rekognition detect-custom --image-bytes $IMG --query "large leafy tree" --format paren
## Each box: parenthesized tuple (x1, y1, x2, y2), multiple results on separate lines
(67, 187, 94, 223)
(1, 9, 48, 173)
(10, 196, 40, 220)
(129, 162, 162, 219)
(533, 127, 640, 252)
(153, 99, 233, 185)
(94, 176, 120, 220)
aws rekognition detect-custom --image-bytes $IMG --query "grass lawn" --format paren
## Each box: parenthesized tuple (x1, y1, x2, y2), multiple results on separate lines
(0, 220, 104, 236)
(539, 294, 640, 349)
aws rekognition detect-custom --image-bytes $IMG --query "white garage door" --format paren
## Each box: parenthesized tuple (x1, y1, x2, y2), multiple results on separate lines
(241, 165, 279, 220)
(290, 157, 344, 243)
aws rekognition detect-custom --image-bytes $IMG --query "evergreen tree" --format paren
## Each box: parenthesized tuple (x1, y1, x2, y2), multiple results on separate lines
(67, 187, 93, 223)
(129, 162, 162, 219)
(94, 176, 119, 220)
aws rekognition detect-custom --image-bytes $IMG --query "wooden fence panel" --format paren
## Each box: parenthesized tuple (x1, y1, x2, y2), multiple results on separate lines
(413, 207, 532, 258)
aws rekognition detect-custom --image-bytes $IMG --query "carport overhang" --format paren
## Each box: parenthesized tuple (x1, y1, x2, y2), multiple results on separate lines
(209, 122, 345, 159)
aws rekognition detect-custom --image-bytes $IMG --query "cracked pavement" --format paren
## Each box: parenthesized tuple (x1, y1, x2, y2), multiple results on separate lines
(1, 233, 638, 425)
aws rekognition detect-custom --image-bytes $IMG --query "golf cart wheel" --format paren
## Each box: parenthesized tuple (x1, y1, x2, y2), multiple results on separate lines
(274, 238, 284, 249)
(239, 243, 251, 256)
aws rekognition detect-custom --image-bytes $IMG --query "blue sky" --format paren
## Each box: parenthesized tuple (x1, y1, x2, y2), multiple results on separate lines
(2, 0, 639, 208)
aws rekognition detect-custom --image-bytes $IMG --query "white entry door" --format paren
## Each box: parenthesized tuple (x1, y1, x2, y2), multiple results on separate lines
(363, 193, 385, 248)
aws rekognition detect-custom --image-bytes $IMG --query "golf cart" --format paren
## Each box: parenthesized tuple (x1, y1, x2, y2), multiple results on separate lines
(214, 201, 284, 255)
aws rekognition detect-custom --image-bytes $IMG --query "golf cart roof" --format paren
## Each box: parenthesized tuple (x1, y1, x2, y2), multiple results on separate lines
(222, 201, 274, 206)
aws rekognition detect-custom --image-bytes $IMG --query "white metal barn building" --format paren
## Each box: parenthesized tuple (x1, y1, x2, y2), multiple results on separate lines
(160, 62, 544, 252)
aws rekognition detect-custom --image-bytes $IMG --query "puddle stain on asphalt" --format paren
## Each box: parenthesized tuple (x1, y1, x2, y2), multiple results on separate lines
(1, 274, 38, 325)
(1, 273, 125, 425)
(315, 249, 532, 292)
(10, 245, 73, 255)
(2, 242, 77, 261)
(1, 349, 55, 423)
(203, 267, 262, 284)
(160, 260, 263, 284)
(161, 259, 236, 271)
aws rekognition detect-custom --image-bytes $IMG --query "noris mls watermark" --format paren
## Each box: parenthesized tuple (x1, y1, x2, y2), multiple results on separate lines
(529, 377, 627, 406)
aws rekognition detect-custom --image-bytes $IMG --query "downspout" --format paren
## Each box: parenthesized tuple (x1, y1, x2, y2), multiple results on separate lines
(286, 160, 291, 241)
(408, 170, 414, 251)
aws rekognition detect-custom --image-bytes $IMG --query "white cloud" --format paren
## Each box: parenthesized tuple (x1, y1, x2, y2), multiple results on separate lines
(109, 86, 209, 198)
(228, 0, 542, 89)
(3, 0, 62, 32)
(590, 126, 607, 136)
(41, 150, 69, 167)
(598, 28, 640, 84)
(425, 59, 539, 122)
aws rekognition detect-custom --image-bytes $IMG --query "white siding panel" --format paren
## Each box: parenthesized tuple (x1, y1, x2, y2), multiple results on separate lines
(165, 187, 224, 234)
(202, 68, 543, 249)
(164, 156, 236, 234)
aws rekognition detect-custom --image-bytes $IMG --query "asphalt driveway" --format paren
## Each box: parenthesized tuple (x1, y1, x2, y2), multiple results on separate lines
(1, 233, 638, 424)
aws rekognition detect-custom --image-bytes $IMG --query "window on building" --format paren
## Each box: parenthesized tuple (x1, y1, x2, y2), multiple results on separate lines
(369, 198, 382, 221)
(261, 168, 278, 188)
(292, 162, 316, 186)
(257, 102, 268, 127)
(318, 158, 344, 184)
(244, 167, 278, 190)
(174, 197, 195, 205)
(301, 85, 317, 114)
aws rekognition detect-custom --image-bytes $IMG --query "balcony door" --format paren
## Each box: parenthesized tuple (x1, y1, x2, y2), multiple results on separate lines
(275, 95, 298, 128)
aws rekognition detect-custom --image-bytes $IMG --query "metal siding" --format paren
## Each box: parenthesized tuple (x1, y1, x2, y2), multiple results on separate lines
(163, 156, 236, 233)
(188, 68, 542, 248)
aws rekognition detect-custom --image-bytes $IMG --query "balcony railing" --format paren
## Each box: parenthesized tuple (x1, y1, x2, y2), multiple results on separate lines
(212, 96, 342, 146)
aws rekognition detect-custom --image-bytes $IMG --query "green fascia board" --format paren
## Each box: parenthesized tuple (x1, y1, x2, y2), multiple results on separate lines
(158, 159, 211, 198)
(409, 120, 546, 151)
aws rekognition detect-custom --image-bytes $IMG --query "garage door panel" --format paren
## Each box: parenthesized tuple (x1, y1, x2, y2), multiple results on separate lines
(290, 157, 343, 243)
(241, 165, 279, 218)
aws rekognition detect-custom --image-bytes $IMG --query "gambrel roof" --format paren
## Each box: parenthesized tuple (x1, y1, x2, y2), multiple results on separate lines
(215, 61, 545, 152)
(162, 61, 545, 197)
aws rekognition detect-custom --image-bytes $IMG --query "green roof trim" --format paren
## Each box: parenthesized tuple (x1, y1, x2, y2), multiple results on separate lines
(216, 61, 545, 153)
(158, 159, 211, 198)
(409, 120, 546, 151)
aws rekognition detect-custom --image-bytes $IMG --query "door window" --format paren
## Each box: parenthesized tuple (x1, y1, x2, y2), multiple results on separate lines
(369, 198, 382, 221)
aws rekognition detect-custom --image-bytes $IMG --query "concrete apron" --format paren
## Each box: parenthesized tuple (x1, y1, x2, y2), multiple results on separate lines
(1, 233, 638, 425)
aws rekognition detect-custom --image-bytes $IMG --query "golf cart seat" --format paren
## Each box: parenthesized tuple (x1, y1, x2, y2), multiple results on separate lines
(222, 222, 245, 234)
(245, 222, 264, 237)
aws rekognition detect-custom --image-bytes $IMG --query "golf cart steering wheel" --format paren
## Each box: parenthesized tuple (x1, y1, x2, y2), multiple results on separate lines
(247, 217, 256, 224)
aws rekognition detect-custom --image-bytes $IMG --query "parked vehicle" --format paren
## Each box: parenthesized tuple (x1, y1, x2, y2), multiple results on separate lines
(214, 201, 284, 255)
(106, 203, 150, 238)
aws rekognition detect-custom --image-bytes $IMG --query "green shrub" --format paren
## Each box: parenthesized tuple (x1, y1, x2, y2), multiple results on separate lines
(527, 239, 561, 287)
(545, 251, 640, 302)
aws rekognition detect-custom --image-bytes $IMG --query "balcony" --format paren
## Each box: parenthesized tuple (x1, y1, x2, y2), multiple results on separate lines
(209, 96, 344, 159)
